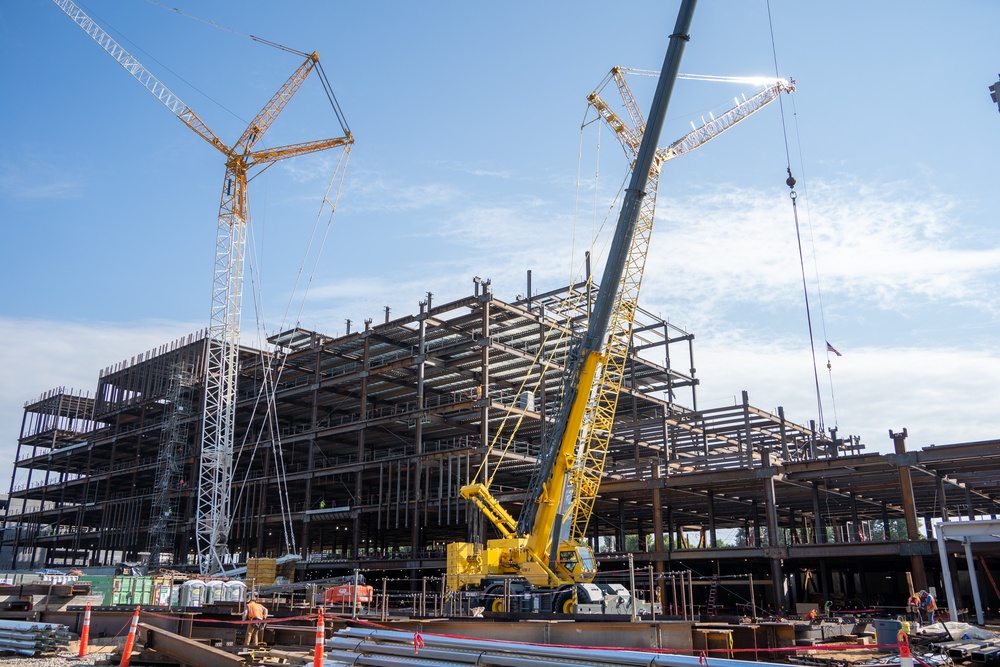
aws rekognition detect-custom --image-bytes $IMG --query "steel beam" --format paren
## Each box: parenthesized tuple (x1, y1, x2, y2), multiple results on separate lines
(891, 429, 927, 591)
(138, 623, 244, 667)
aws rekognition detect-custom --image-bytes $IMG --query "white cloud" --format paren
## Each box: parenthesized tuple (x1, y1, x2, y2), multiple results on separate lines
(0, 318, 199, 486)
(692, 336, 1000, 454)
(639, 178, 1000, 326)
(345, 170, 462, 214)
(3, 174, 996, 491)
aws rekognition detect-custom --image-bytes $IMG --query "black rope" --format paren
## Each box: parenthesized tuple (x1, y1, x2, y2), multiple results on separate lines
(767, 0, 825, 435)
(787, 175, 825, 433)
(144, 0, 309, 57)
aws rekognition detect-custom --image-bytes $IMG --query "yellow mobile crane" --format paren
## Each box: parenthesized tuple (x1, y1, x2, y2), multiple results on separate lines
(448, 2, 794, 615)
(448, 0, 698, 616)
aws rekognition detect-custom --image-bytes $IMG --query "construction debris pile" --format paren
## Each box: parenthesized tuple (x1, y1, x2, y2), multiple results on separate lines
(913, 623, 1000, 665)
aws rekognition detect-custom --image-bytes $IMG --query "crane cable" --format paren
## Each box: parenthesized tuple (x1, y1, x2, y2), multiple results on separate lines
(144, 0, 308, 57)
(142, 0, 352, 137)
(766, 0, 827, 436)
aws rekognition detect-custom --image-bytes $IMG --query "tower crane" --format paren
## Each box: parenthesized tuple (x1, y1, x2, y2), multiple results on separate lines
(52, 0, 353, 574)
(451, 6, 794, 615)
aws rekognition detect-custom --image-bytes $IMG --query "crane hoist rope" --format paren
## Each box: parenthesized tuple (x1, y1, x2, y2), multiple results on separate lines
(232, 140, 352, 553)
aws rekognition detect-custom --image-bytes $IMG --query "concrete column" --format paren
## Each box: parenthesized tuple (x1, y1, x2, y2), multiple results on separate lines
(707, 490, 717, 548)
(937, 530, 958, 623)
(666, 505, 674, 552)
(937, 474, 949, 523)
(850, 493, 861, 543)
(964, 539, 985, 624)
(475, 291, 491, 543)
(752, 499, 762, 548)
(354, 323, 370, 558)
(412, 300, 428, 553)
(742, 391, 753, 467)
(618, 499, 626, 551)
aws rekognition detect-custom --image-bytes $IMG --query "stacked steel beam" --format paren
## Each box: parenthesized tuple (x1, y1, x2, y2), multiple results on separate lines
(0, 620, 71, 656)
(327, 628, 786, 667)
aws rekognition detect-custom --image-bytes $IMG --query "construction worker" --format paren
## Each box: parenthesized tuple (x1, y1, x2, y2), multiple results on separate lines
(919, 590, 937, 625)
(244, 596, 269, 646)
(906, 591, 921, 625)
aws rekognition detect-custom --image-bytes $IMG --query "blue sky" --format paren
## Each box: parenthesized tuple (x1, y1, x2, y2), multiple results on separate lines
(1, 1, 998, 485)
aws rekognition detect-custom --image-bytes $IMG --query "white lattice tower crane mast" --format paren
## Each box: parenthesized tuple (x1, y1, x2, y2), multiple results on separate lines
(52, 0, 353, 574)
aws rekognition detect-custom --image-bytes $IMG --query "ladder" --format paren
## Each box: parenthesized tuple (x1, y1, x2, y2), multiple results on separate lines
(707, 577, 719, 616)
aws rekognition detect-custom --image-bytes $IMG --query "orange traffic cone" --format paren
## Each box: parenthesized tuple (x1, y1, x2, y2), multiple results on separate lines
(78, 604, 91, 658)
(120, 606, 140, 667)
(313, 608, 324, 667)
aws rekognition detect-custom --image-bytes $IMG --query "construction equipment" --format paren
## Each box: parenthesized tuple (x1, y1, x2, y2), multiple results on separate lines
(448, 6, 794, 616)
(51, 0, 354, 575)
(448, 0, 698, 616)
(590, 69, 794, 168)
(323, 583, 374, 609)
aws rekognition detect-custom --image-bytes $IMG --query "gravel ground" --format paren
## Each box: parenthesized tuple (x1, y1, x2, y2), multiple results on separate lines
(0, 640, 116, 667)
(0, 652, 99, 667)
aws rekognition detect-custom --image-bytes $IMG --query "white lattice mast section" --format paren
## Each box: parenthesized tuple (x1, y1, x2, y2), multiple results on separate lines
(198, 163, 247, 574)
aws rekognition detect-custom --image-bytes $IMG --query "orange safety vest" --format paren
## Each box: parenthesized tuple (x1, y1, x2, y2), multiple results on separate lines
(247, 601, 268, 620)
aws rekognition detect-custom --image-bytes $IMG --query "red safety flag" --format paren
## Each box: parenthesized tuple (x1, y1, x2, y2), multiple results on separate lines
(413, 633, 424, 654)
(826, 341, 843, 357)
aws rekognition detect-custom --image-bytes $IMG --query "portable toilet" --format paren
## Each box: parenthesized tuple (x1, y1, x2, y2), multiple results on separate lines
(224, 580, 246, 602)
(205, 579, 225, 604)
(180, 580, 206, 607)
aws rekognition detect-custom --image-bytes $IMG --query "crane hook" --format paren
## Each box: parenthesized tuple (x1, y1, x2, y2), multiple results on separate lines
(786, 167, 797, 201)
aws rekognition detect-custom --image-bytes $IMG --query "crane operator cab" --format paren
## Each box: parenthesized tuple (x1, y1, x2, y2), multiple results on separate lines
(556, 545, 596, 581)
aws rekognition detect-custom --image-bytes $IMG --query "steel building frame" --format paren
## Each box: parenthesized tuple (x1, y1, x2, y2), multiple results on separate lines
(3, 281, 999, 613)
